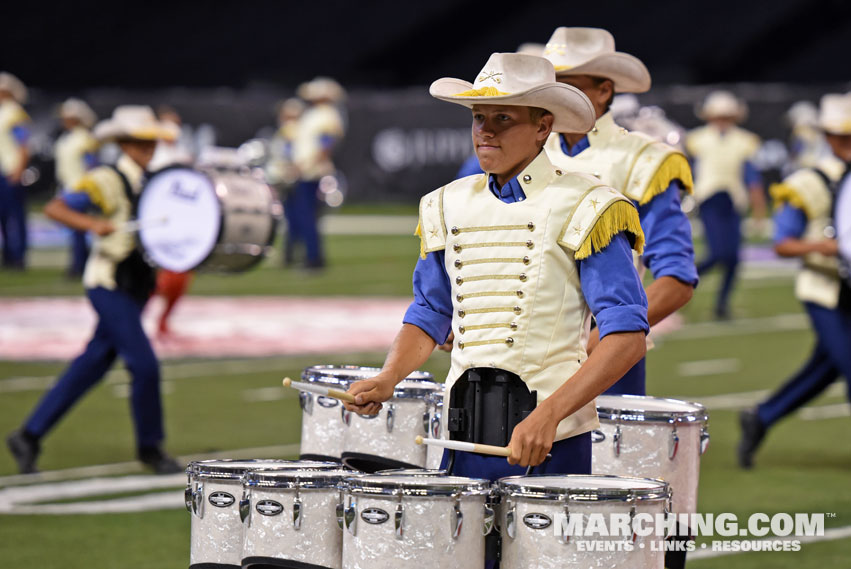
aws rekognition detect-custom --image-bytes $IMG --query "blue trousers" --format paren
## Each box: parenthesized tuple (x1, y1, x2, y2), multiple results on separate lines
(24, 287, 164, 448)
(439, 432, 592, 482)
(604, 357, 646, 395)
(284, 180, 323, 265)
(696, 192, 741, 315)
(69, 230, 89, 275)
(757, 302, 851, 426)
(0, 174, 27, 267)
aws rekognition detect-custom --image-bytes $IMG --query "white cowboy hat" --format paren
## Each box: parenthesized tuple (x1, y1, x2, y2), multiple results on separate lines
(542, 27, 651, 94)
(697, 90, 748, 122)
(0, 72, 27, 104)
(818, 93, 851, 135)
(430, 52, 596, 134)
(786, 100, 818, 128)
(59, 98, 97, 129)
(297, 77, 346, 103)
(516, 43, 545, 57)
(93, 105, 179, 142)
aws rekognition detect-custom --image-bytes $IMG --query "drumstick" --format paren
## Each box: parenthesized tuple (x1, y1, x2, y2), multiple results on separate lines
(415, 435, 512, 457)
(120, 216, 169, 233)
(282, 377, 356, 403)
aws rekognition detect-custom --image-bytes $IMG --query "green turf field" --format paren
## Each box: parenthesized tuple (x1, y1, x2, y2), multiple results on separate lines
(1, 231, 849, 568)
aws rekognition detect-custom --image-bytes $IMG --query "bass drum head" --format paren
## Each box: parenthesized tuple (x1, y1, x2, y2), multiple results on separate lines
(137, 167, 221, 272)
(838, 174, 851, 266)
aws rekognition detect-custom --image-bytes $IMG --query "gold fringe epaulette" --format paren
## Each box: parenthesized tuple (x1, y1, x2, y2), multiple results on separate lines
(769, 183, 811, 219)
(415, 221, 428, 259)
(72, 175, 109, 215)
(575, 200, 645, 260)
(636, 153, 693, 205)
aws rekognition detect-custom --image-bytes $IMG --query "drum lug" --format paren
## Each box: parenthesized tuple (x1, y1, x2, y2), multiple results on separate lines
(613, 424, 622, 458)
(668, 425, 680, 461)
(192, 483, 205, 519)
(559, 494, 570, 544)
(184, 482, 193, 513)
(299, 391, 313, 415)
(505, 500, 516, 539)
(293, 499, 302, 530)
(422, 410, 430, 434)
(386, 403, 395, 433)
(700, 425, 710, 455)
(336, 490, 345, 531)
(239, 489, 251, 526)
(394, 491, 405, 541)
(451, 492, 463, 539)
(344, 498, 357, 535)
(482, 503, 495, 536)
(628, 499, 638, 544)
(341, 407, 351, 426)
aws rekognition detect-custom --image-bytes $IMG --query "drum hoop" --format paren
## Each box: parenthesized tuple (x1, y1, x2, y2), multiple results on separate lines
(245, 469, 351, 488)
(374, 469, 448, 476)
(189, 459, 338, 480)
(301, 365, 438, 399)
(344, 476, 491, 497)
(497, 474, 670, 502)
(596, 395, 708, 424)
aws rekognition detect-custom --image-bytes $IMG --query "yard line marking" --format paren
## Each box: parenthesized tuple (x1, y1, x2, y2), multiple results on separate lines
(689, 525, 851, 560)
(0, 443, 301, 488)
(242, 386, 294, 402)
(662, 313, 808, 342)
(677, 382, 846, 411)
(677, 358, 741, 377)
(9, 491, 182, 515)
(799, 403, 851, 421)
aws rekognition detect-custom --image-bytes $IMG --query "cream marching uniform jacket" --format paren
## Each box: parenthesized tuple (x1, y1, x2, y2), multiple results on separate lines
(417, 151, 645, 441)
(70, 154, 145, 290)
(55, 126, 98, 189)
(0, 99, 29, 176)
(770, 156, 847, 309)
(685, 124, 760, 212)
(293, 103, 344, 181)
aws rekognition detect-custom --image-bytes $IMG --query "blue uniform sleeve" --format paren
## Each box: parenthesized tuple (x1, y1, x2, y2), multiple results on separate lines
(456, 155, 484, 178)
(61, 191, 97, 213)
(578, 233, 649, 339)
(403, 250, 453, 344)
(743, 160, 762, 186)
(84, 152, 99, 170)
(637, 182, 699, 287)
(773, 204, 807, 243)
(11, 125, 30, 145)
(319, 133, 337, 151)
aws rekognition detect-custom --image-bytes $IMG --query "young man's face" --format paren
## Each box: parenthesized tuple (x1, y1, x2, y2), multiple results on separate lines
(118, 139, 158, 169)
(826, 132, 851, 162)
(555, 75, 612, 120)
(472, 104, 552, 179)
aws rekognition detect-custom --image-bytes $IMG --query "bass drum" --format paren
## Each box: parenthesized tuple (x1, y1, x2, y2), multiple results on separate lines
(137, 167, 281, 272)
(837, 174, 851, 268)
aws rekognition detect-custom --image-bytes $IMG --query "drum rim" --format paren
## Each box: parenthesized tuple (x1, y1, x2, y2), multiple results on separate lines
(187, 459, 339, 480)
(244, 468, 352, 489)
(498, 474, 671, 502)
(344, 475, 491, 497)
(596, 394, 709, 424)
(374, 468, 448, 476)
(301, 365, 439, 399)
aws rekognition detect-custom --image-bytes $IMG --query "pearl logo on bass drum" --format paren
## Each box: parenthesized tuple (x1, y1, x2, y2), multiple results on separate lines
(209, 491, 235, 508)
(523, 513, 552, 530)
(360, 508, 390, 525)
(256, 500, 284, 516)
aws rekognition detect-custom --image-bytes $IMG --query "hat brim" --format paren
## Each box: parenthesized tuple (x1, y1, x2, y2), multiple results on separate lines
(554, 52, 651, 94)
(93, 122, 179, 142)
(430, 78, 596, 133)
(820, 120, 851, 136)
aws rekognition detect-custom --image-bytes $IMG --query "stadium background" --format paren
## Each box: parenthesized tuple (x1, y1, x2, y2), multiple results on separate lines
(1, 0, 850, 567)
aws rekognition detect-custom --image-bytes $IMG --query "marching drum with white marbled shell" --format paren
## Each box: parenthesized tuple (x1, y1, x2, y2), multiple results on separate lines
(240, 468, 352, 569)
(340, 375, 440, 472)
(425, 388, 445, 470)
(499, 475, 671, 569)
(342, 474, 493, 569)
(299, 366, 435, 464)
(592, 395, 710, 516)
(185, 459, 338, 568)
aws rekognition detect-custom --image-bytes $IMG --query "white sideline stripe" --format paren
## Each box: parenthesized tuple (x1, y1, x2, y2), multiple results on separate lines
(689, 525, 851, 560)
(799, 403, 851, 420)
(0, 443, 301, 488)
(663, 313, 808, 342)
(242, 386, 294, 402)
(678, 359, 741, 377)
(10, 491, 182, 515)
(680, 382, 846, 411)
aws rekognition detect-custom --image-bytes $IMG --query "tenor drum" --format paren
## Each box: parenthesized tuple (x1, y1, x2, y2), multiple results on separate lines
(137, 167, 281, 273)
(342, 474, 492, 569)
(425, 388, 445, 470)
(592, 395, 709, 516)
(498, 475, 671, 569)
(340, 375, 439, 473)
(240, 468, 352, 569)
(185, 459, 337, 568)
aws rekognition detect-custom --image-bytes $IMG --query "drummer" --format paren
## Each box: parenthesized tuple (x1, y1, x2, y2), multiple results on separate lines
(344, 53, 649, 480)
(5, 106, 183, 475)
(738, 93, 851, 469)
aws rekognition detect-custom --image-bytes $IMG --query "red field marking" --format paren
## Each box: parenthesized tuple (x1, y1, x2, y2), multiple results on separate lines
(0, 297, 411, 360)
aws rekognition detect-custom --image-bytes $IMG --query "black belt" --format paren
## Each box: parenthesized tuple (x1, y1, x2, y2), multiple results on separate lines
(447, 368, 536, 448)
